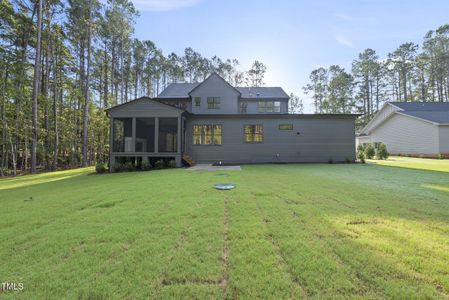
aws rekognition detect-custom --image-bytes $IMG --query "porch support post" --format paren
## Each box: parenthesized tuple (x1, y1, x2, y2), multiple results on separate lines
(109, 117, 114, 172)
(154, 117, 159, 153)
(132, 117, 136, 153)
(177, 116, 181, 154)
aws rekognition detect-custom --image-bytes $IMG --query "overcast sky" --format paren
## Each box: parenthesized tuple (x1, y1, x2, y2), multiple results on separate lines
(132, 0, 449, 112)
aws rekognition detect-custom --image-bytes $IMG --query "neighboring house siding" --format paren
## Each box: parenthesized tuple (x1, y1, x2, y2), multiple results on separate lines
(240, 100, 288, 114)
(438, 125, 449, 153)
(190, 75, 240, 114)
(369, 114, 439, 154)
(362, 103, 400, 134)
(185, 116, 355, 163)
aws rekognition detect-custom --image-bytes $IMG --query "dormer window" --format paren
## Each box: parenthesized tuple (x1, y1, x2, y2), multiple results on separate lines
(194, 97, 201, 107)
(207, 97, 220, 109)
(258, 101, 281, 113)
(240, 102, 248, 113)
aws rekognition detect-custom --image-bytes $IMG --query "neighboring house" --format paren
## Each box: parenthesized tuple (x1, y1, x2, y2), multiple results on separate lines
(107, 73, 357, 170)
(357, 102, 449, 156)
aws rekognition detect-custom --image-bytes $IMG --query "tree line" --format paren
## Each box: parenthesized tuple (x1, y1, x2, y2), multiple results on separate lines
(303, 24, 449, 126)
(0, 0, 269, 176)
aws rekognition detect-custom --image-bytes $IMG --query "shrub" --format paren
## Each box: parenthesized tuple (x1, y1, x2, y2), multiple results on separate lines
(357, 148, 365, 163)
(345, 157, 351, 164)
(95, 162, 108, 174)
(168, 160, 177, 168)
(141, 160, 153, 171)
(155, 159, 165, 169)
(328, 158, 333, 164)
(438, 153, 444, 159)
(364, 143, 375, 159)
(376, 143, 389, 160)
(112, 162, 124, 172)
(123, 161, 135, 172)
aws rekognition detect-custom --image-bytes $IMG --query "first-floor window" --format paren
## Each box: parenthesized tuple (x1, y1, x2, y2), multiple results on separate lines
(244, 125, 263, 143)
(193, 124, 222, 145)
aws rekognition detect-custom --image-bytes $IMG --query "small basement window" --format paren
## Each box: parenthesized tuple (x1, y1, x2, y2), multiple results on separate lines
(279, 124, 293, 130)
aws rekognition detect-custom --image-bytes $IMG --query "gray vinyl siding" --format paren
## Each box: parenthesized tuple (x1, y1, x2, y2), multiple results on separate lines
(369, 113, 439, 154)
(438, 125, 449, 153)
(190, 74, 240, 114)
(240, 99, 288, 114)
(185, 116, 355, 163)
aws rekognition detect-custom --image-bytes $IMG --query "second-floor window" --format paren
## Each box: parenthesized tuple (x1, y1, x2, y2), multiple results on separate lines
(240, 102, 248, 113)
(194, 97, 201, 107)
(258, 101, 281, 113)
(207, 97, 220, 109)
(193, 124, 222, 145)
(244, 125, 263, 143)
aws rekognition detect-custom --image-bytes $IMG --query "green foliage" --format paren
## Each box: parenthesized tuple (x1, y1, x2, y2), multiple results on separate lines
(123, 161, 135, 172)
(154, 159, 165, 169)
(364, 143, 375, 159)
(168, 160, 177, 168)
(141, 160, 152, 171)
(357, 144, 366, 163)
(376, 143, 389, 160)
(95, 162, 108, 174)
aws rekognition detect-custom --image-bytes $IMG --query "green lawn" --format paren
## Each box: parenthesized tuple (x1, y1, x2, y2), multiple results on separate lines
(368, 156, 449, 173)
(1, 160, 449, 299)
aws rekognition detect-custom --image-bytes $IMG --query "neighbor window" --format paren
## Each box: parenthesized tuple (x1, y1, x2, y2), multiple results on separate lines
(207, 97, 220, 109)
(258, 101, 281, 113)
(279, 124, 293, 130)
(193, 124, 222, 145)
(244, 125, 263, 143)
(194, 97, 201, 107)
(239, 101, 248, 113)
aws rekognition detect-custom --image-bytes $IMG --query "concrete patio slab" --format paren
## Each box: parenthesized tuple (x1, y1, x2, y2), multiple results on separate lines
(186, 164, 241, 171)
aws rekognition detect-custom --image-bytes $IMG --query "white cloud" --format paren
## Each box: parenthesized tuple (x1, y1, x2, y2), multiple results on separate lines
(335, 35, 353, 47)
(131, 0, 203, 11)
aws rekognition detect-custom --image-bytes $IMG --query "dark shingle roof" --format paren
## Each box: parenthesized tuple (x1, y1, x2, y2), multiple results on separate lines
(399, 111, 449, 124)
(157, 82, 289, 99)
(157, 83, 200, 98)
(391, 102, 449, 111)
(237, 87, 289, 99)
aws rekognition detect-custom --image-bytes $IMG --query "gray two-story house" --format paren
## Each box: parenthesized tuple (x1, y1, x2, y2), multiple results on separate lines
(107, 73, 357, 170)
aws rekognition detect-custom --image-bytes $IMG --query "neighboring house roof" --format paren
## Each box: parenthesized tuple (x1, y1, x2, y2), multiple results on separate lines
(398, 111, 449, 124)
(390, 102, 449, 111)
(156, 73, 289, 99)
(157, 83, 200, 98)
(237, 87, 289, 99)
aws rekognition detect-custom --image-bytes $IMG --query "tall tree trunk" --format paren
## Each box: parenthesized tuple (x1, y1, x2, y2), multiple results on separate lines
(31, 0, 43, 174)
(82, 0, 93, 167)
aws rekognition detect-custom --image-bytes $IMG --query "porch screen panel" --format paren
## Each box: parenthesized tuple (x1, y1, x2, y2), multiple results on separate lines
(113, 118, 132, 152)
(135, 118, 155, 152)
(158, 118, 178, 152)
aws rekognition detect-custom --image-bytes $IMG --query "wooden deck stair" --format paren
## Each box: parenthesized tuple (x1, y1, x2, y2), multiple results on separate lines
(182, 154, 195, 167)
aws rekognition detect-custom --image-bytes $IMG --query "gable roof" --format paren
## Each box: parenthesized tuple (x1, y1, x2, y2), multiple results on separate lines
(157, 82, 200, 99)
(390, 102, 449, 112)
(360, 101, 449, 135)
(237, 87, 289, 99)
(188, 73, 241, 96)
(156, 73, 289, 99)
(105, 97, 185, 113)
